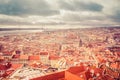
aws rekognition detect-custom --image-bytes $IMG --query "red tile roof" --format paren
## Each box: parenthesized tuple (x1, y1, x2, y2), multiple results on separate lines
(49, 55, 60, 60)
(0, 62, 11, 70)
(40, 52, 48, 55)
(110, 62, 119, 70)
(3, 51, 13, 55)
(29, 55, 40, 60)
(0, 64, 7, 70)
(19, 55, 28, 60)
(0, 56, 4, 60)
(65, 71, 84, 80)
(67, 65, 86, 74)
(11, 63, 23, 70)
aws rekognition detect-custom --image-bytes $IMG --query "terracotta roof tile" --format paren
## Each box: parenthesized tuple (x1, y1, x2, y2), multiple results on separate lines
(11, 63, 23, 70)
(19, 55, 28, 60)
(29, 55, 40, 60)
(0, 56, 4, 60)
(49, 55, 60, 60)
(40, 52, 48, 55)
(0, 64, 7, 70)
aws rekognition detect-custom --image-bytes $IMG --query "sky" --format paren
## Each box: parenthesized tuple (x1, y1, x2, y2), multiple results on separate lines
(0, 0, 120, 28)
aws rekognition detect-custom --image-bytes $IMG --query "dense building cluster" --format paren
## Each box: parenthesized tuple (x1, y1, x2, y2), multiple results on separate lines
(0, 27, 120, 80)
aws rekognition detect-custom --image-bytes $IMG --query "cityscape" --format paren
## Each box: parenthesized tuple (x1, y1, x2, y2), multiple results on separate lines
(0, 27, 120, 80)
(0, 0, 120, 80)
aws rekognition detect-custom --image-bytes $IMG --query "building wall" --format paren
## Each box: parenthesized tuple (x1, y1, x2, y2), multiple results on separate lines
(50, 60, 58, 68)
(40, 55, 49, 64)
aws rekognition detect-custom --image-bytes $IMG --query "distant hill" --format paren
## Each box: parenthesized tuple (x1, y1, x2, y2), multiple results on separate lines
(0, 28, 44, 31)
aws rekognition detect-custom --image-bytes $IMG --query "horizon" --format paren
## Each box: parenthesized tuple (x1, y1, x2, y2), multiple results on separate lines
(0, 25, 120, 30)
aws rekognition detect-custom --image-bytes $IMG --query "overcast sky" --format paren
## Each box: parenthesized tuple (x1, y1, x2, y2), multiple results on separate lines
(0, 0, 120, 28)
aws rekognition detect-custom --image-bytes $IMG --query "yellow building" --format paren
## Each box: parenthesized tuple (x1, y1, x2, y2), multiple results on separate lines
(40, 51, 49, 65)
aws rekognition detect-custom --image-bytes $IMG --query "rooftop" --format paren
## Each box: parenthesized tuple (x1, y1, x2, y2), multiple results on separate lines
(9, 67, 45, 80)
(29, 55, 40, 60)
(40, 52, 48, 55)
(19, 55, 28, 60)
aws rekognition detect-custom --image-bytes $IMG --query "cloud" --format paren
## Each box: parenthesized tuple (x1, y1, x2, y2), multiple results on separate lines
(57, 0, 75, 11)
(108, 10, 120, 23)
(0, 14, 30, 25)
(75, 1, 103, 11)
(100, 0, 120, 24)
(0, 0, 59, 16)
(58, 0, 103, 12)
(0, 0, 119, 27)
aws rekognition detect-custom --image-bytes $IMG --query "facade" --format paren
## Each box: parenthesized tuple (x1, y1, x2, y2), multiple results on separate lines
(40, 52, 49, 65)
(19, 54, 28, 63)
